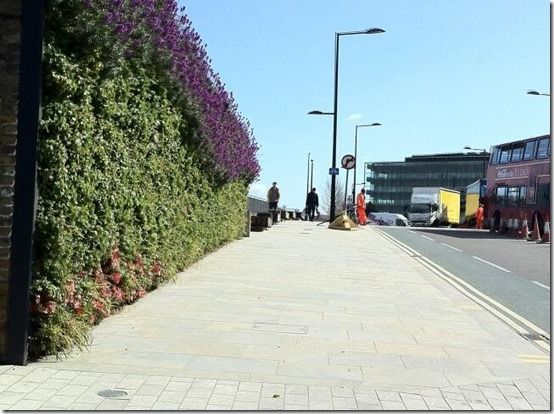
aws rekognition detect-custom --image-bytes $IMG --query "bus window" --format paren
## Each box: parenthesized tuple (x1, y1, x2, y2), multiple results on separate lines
(537, 138, 550, 159)
(523, 140, 537, 160)
(499, 147, 511, 164)
(507, 187, 519, 207)
(496, 186, 507, 205)
(490, 147, 501, 165)
(510, 145, 524, 162)
(519, 186, 527, 206)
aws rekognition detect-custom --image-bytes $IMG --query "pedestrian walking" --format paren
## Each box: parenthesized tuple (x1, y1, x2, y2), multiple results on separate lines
(305, 188, 319, 221)
(356, 188, 368, 225)
(476, 203, 484, 229)
(267, 182, 280, 211)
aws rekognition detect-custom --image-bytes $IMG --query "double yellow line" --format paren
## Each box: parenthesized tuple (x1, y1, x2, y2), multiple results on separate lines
(373, 227, 550, 354)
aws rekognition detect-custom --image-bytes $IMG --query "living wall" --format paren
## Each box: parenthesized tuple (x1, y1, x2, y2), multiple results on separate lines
(29, 0, 259, 358)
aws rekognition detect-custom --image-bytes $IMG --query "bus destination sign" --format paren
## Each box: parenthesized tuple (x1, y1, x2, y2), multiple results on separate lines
(496, 166, 530, 180)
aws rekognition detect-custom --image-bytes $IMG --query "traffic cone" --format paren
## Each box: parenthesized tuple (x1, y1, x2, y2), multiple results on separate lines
(540, 215, 550, 243)
(530, 215, 541, 241)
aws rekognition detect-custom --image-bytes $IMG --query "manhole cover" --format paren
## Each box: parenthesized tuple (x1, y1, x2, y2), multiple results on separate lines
(97, 389, 128, 399)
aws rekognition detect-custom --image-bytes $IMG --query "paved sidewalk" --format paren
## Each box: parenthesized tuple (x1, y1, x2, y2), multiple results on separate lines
(0, 221, 550, 410)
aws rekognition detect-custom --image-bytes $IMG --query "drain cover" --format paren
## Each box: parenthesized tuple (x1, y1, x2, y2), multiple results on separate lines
(97, 389, 128, 399)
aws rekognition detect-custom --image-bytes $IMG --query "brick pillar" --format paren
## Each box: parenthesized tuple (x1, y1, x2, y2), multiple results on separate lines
(0, 0, 43, 364)
(0, 0, 22, 360)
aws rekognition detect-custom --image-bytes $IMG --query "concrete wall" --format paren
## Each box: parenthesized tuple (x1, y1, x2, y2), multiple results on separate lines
(0, 1, 21, 357)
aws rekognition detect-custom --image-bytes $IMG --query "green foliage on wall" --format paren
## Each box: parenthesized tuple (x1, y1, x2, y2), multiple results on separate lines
(29, 3, 251, 358)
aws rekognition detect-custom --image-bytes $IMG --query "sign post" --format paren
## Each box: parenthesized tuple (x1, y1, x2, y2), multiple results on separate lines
(341, 155, 356, 211)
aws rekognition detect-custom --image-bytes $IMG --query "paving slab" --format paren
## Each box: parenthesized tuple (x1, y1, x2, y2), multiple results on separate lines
(0, 221, 549, 410)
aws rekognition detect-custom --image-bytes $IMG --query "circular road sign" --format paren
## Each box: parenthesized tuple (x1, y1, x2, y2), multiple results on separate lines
(341, 154, 356, 170)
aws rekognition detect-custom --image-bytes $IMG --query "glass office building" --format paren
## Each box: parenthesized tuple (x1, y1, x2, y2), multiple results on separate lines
(365, 152, 489, 215)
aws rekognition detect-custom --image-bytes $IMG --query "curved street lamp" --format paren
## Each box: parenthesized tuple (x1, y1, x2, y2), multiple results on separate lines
(308, 110, 334, 115)
(353, 123, 381, 204)
(463, 146, 489, 178)
(463, 146, 486, 152)
(526, 90, 550, 97)
(329, 27, 385, 222)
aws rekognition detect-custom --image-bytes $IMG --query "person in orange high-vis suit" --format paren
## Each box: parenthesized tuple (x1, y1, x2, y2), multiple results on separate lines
(356, 188, 368, 225)
(475, 204, 484, 229)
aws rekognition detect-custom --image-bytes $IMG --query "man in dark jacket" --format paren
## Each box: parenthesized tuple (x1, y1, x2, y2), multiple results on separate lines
(305, 188, 319, 221)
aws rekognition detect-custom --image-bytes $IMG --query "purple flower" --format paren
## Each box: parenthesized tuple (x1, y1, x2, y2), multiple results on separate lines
(87, 0, 260, 182)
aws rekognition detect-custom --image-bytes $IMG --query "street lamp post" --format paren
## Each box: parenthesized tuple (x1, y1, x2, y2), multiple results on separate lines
(353, 123, 381, 205)
(310, 27, 384, 222)
(306, 152, 311, 199)
(310, 159, 314, 189)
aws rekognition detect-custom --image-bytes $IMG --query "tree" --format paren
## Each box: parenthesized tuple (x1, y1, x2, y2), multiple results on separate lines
(321, 178, 346, 216)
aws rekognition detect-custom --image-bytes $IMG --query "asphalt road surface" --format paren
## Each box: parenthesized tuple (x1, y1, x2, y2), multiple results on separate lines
(378, 226, 551, 335)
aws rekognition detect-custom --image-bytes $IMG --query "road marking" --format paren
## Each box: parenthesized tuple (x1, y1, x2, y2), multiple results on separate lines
(532, 281, 550, 290)
(472, 256, 511, 273)
(440, 243, 463, 252)
(372, 227, 550, 351)
(420, 235, 435, 241)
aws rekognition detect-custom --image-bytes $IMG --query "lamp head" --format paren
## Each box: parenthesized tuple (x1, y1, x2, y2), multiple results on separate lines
(365, 28, 385, 34)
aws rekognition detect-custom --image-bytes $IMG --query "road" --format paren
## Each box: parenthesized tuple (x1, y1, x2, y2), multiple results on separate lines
(377, 226, 551, 335)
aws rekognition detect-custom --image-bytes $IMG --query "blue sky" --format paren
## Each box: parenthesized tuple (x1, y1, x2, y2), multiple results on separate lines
(180, 0, 550, 211)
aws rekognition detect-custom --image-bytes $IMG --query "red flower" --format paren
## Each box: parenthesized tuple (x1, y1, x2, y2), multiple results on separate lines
(30, 293, 57, 315)
(72, 300, 84, 315)
(111, 272, 122, 285)
(111, 248, 121, 261)
(111, 286, 124, 302)
(44, 300, 57, 315)
(151, 261, 162, 276)
(92, 299, 109, 317)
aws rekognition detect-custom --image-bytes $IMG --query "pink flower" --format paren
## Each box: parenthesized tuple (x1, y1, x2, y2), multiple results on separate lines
(111, 272, 122, 285)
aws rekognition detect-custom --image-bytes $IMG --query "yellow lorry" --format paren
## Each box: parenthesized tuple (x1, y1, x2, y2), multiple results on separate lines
(408, 187, 461, 226)
(464, 179, 486, 226)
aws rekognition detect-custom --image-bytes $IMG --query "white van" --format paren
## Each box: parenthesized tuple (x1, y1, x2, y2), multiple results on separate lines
(368, 212, 409, 227)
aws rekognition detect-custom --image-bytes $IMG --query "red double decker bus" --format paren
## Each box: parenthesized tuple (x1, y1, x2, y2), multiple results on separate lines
(486, 134, 550, 235)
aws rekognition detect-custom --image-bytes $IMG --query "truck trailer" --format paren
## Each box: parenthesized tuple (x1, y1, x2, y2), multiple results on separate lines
(464, 179, 487, 226)
(408, 187, 460, 226)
